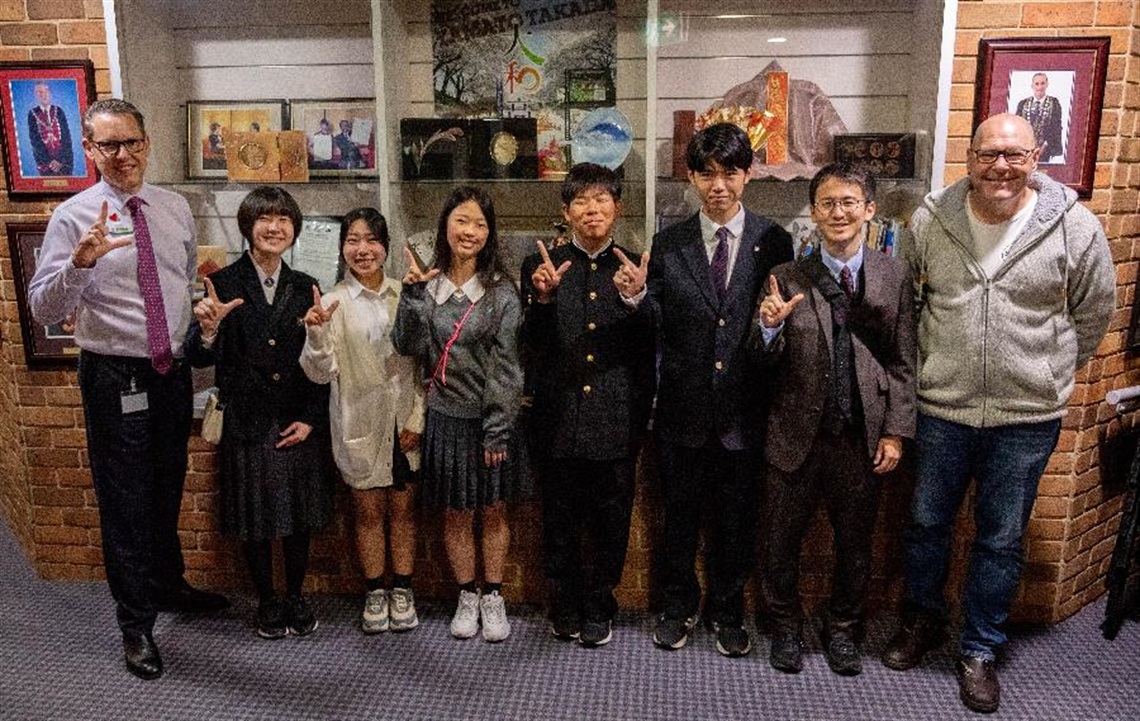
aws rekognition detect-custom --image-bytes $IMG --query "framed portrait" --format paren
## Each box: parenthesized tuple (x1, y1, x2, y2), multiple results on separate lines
(289, 99, 377, 178)
(185, 100, 286, 179)
(973, 37, 1110, 199)
(0, 60, 97, 197)
(5, 221, 80, 366)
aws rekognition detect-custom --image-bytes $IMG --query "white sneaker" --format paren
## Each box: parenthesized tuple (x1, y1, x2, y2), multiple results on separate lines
(389, 587, 419, 632)
(361, 589, 388, 634)
(450, 590, 480, 639)
(480, 591, 511, 642)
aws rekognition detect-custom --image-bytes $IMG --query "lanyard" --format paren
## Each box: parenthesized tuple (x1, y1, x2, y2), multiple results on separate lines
(431, 299, 478, 386)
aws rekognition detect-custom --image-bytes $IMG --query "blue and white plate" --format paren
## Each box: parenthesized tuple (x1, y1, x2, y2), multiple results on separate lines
(571, 107, 633, 170)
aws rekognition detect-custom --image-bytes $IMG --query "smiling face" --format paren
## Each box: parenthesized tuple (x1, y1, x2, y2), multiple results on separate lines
(811, 177, 876, 259)
(688, 161, 749, 225)
(446, 199, 489, 265)
(1032, 73, 1048, 100)
(249, 213, 295, 265)
(563, 185, 620, 251)
(83, 112, 150, 194)
(968, 114, 1040, 220)
(342, 218, 387, 286)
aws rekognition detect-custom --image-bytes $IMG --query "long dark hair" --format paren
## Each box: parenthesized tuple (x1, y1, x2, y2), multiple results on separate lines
(432, 186, 506, 284)
(336, 207, 389, 282)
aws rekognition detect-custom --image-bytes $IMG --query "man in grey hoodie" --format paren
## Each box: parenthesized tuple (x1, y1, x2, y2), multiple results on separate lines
(882, 114, 1115, 714)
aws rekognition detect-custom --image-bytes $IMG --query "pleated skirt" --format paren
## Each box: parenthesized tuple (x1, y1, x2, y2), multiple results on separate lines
(421, 408, 532, 510)
(219, 423, 335, 541)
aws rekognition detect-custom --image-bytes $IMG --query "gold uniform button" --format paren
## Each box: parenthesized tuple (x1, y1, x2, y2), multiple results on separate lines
(587, 322, 596, 331)
(583, 385, 592, 394)
(268, 338, 277, 346)
(586, 354, 595, 362)
(590, 262, 598, 271)
(714, 361, 723, 371)
(272, 372, 281, 381)
(589, 291, 598, 300)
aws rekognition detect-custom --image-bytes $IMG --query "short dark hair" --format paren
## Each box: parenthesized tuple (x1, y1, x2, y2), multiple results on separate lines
(82, 98, 146, 139)
(686, 122, 753, 173)
(560, 162, 622, 206)
(808, 162, 877, 205)
(432, 185, 505, 282)
(237, 186, 303, 245)
(336, 207, 389, 282)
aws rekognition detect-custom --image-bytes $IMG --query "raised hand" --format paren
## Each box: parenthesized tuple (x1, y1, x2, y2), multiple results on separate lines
(193, 276, 244, 337)
(612, 247, 649, 298)
(302, 284, 339, 326)
(403, 246, 440, 285)
(72, 200, 133, 269)
(531, 240, 571, 302)
(757, 275, 804, 328)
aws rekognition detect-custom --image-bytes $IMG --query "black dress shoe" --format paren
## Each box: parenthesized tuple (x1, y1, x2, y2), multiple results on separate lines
(882, 615, 946, 670)
(157, 582, 231, 613)
(820, 627, 863, 676)
(123, 632, 163, 680)
(956, 656, 1000, 713)
(768, 632, 803, 673)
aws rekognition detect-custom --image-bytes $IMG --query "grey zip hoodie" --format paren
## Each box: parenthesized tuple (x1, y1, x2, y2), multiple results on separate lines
(901, 172, 1115, 428)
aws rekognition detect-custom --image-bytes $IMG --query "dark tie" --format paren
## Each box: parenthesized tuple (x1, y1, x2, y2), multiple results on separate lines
(839, 264, 855, 299)
(125, 197, 173, 375)
(710, 226, 730, 304)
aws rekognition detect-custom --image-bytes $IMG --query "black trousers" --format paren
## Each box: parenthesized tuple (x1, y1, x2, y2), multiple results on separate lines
(540, 457, 635, 622)
(760, 424, 881, 638)
(78, 351, 193, 635)
(658, 439, 759, 626)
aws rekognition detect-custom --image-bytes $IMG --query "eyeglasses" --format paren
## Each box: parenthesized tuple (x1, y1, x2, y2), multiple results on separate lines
(90, 138, 146, 157)
(813, 198, 867, 213)
(968, 148, 1035, 165)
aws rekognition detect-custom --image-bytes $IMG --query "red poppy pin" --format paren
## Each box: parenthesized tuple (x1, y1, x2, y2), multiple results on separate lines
(109, 212, 119, 222)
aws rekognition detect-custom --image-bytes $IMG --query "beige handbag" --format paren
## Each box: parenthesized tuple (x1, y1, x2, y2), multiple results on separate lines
(201, 391, 224, 444)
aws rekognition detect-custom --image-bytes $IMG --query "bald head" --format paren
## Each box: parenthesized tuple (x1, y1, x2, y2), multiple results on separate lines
(967, 113, 1040, 223)
(972, 113, 1036, 149)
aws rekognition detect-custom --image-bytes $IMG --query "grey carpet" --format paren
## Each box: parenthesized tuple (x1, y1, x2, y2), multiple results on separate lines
(1, 519, 1138, 720)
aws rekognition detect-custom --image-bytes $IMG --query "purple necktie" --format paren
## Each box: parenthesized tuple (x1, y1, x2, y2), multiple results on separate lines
(126, 196, 173, 375)
(710, 226, 730, 304)
(839, 264, 855, 299)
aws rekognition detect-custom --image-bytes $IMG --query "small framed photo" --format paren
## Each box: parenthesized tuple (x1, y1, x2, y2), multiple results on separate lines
(289, 99, 377, 178)
(0, 60, 98, 197)
(973, 37, 1110, 199)
(5, 221, 80, 366)
(185, 100, 286, 179)
(833, 133, 916, 178)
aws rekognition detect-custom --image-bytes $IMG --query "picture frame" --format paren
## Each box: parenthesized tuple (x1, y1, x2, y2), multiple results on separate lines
(0, 60, 98, 197)
(564, 68, 616, 141)
(833, 133, 916, 179)
(288, 99, 377, 178)
(185, 100, 286, 179)
(5, 221, 80, 366)
(973, 37, 1110, 199)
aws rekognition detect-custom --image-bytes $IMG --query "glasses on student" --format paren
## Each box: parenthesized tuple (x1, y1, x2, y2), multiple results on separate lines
(90, 138, 146, 157)
(969, 148, 1035, 165)
(813, 198, 867, 213)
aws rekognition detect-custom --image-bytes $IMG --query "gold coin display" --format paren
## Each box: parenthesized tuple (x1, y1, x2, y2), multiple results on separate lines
(489, 131, 519, 166)
(238, 141, 268, 169)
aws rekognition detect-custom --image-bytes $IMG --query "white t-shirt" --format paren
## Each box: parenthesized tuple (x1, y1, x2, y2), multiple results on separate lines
(966, 191, 1037, 278)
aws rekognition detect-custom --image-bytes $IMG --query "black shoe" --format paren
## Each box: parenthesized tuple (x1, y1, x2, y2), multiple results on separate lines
(256, 598, 289, 639)
(578, 619, 613, 648)
(157, 581, 231, 613)
(652, 613, 698, 650)
(550, 613, 581, 641)
(123, 632, 163, 680)
(711, 623, 752, 658)
(285, 595, 318, 637)
(956, 656, 1000, 713)
(769, 632, 803, 673)
(882, 615, 946, 670)
(821, 628, 863, 676)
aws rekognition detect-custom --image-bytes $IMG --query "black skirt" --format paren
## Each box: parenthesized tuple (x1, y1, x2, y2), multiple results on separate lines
(219, 422, 335, 541)
(421, 408, 532, 510)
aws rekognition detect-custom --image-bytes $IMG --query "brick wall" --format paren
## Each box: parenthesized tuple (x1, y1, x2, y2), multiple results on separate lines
(2, 0, 1138, 623)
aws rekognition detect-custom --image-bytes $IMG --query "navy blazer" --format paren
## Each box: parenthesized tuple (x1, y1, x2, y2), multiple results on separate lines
(186, 253, 329, 442)
(752, 249, 917, 473)
(646, 210, 793, 450)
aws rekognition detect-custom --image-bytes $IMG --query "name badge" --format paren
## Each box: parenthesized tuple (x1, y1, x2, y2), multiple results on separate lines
(120, 378, 148, 415)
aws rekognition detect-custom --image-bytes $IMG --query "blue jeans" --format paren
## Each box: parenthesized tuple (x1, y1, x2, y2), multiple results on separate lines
(902, 413, 1061, 660)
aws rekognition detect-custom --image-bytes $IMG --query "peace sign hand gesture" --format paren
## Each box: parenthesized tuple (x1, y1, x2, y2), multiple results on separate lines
(193, 276, 244, 337)
(403, 246, 440, 285)
(612, 247, 649, 299)
(72, 200, 133, 269)
(302, 284, 339, 326)
(531, 240, 571, 303)
(757, 275, 804, 328)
